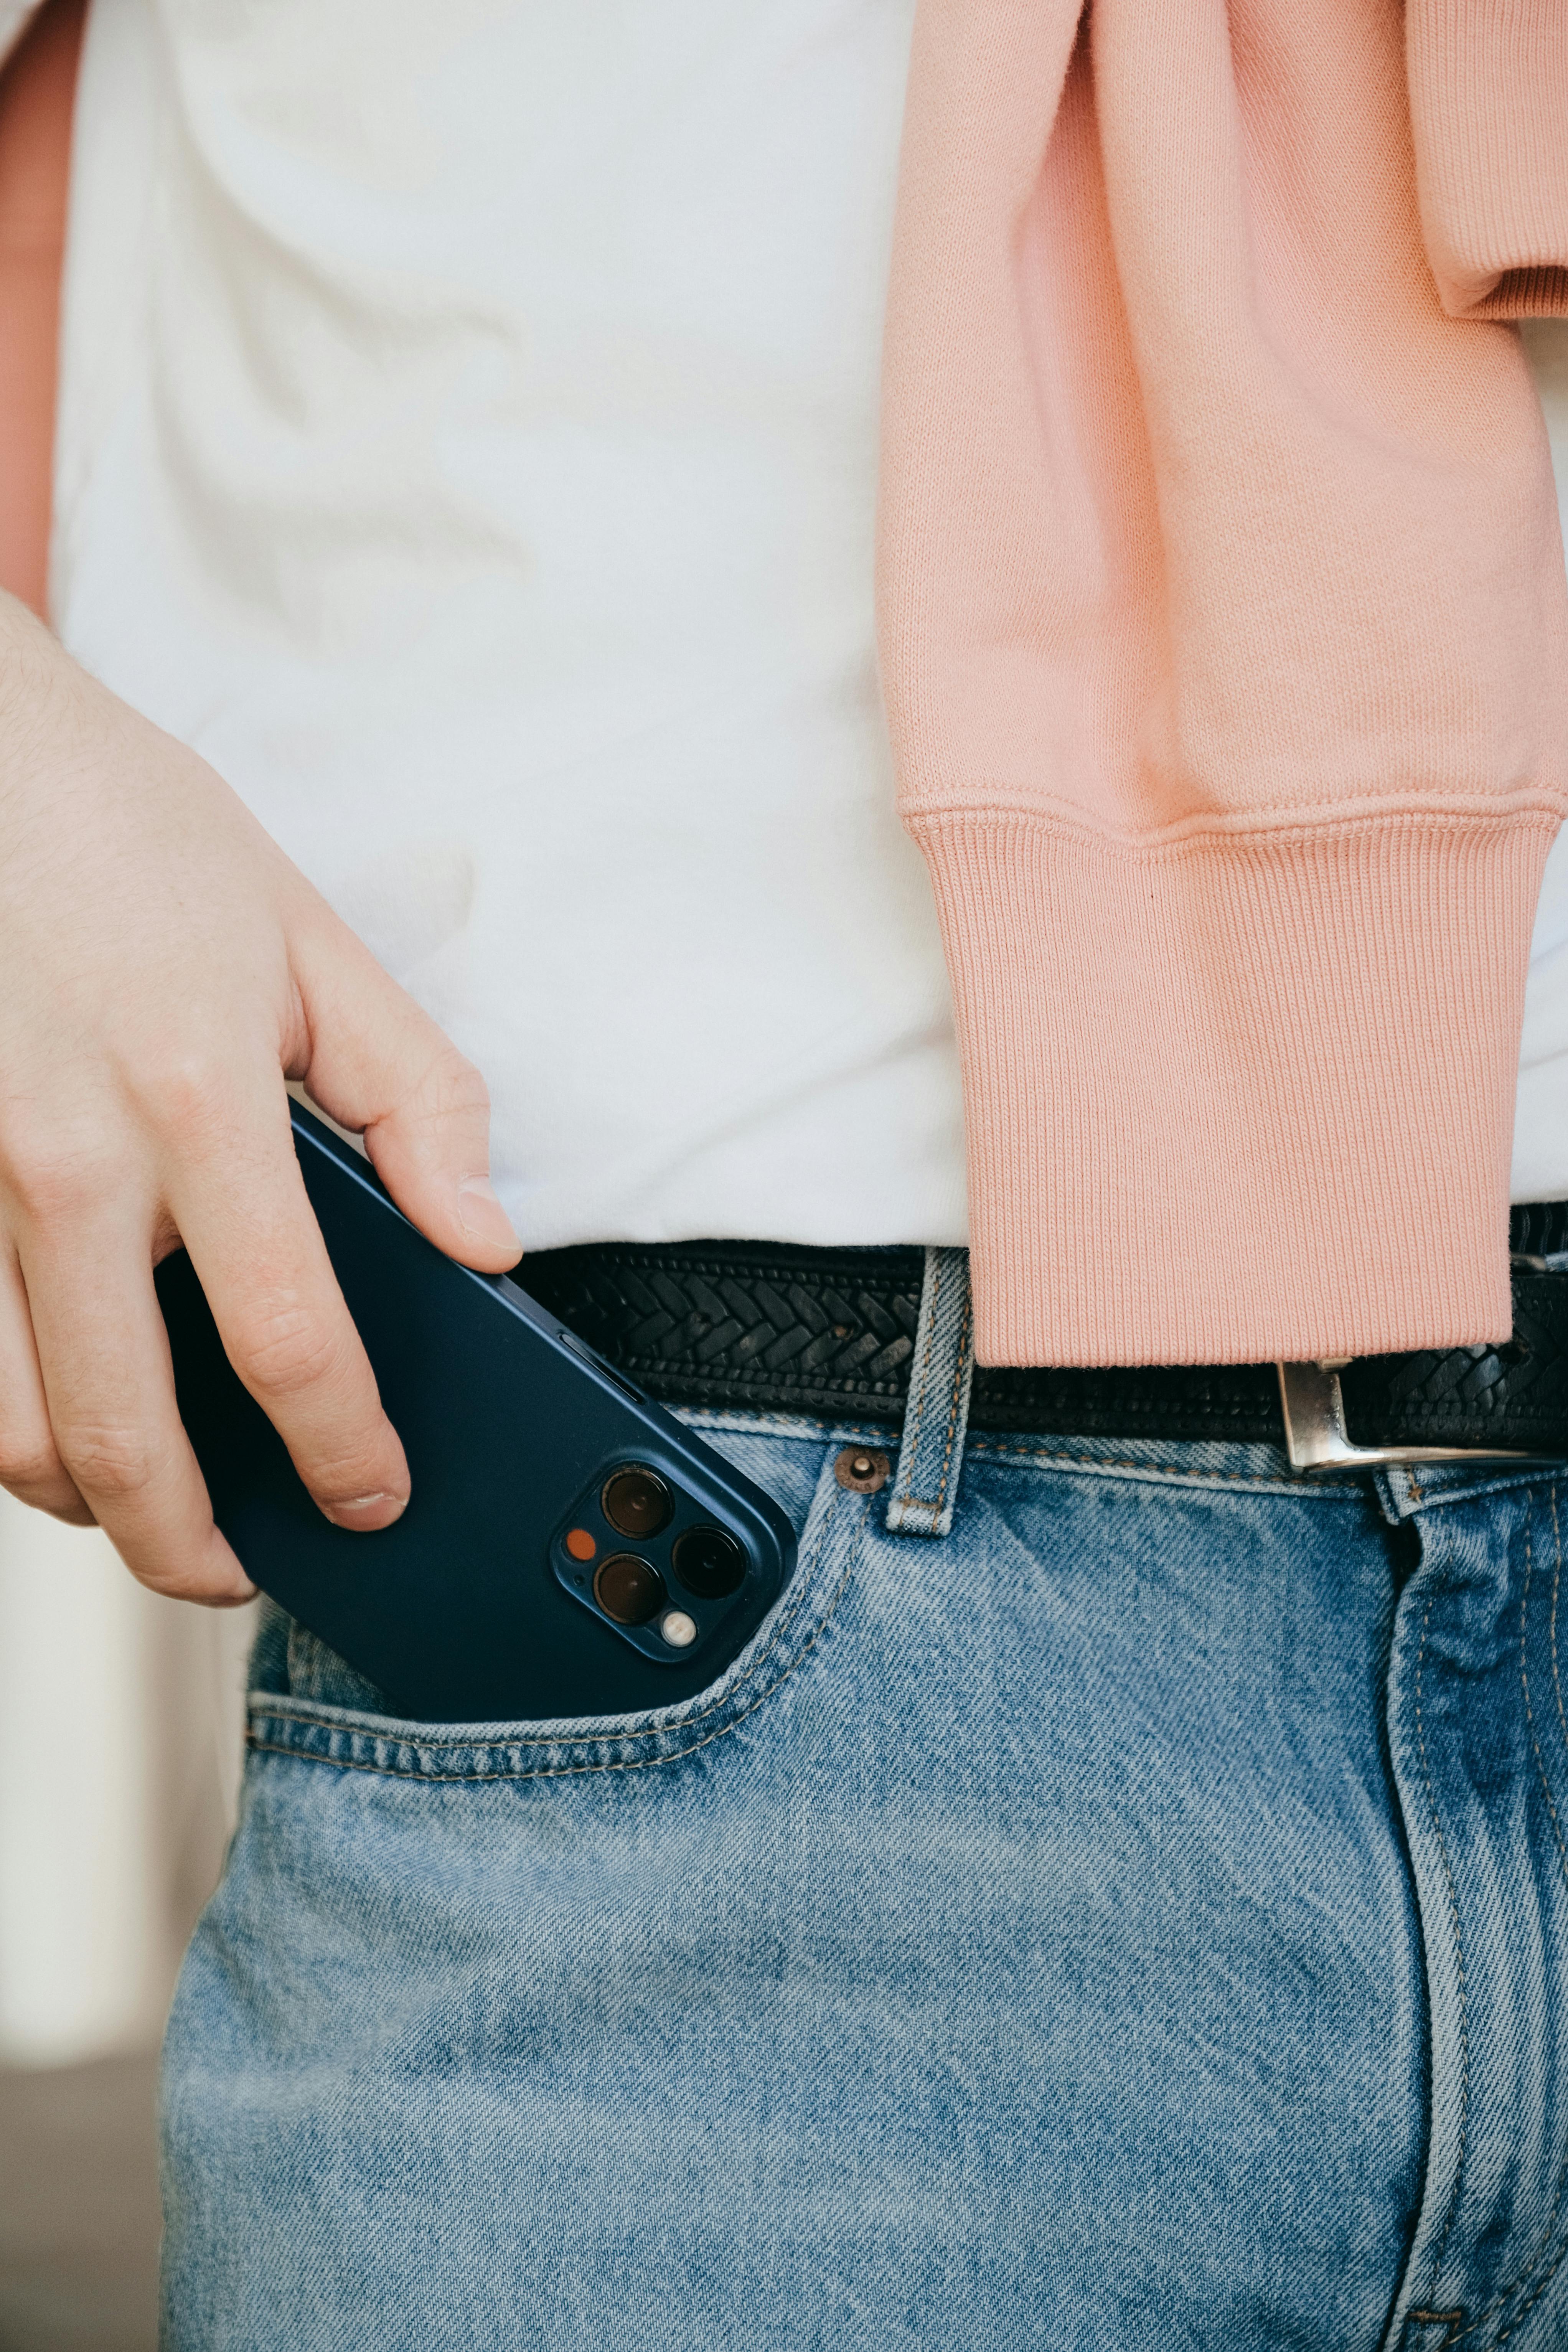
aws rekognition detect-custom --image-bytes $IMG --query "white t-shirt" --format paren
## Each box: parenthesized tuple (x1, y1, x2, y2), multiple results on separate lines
(54, 0, 968, 1252)
(47, 0, 1568, 1244)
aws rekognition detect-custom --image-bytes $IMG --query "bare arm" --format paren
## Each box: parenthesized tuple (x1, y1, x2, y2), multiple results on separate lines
(0, 594, 522, 1602)
(0, 1, 518, 1604)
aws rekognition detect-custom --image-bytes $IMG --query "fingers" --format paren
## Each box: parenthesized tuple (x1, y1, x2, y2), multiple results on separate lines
(165, 1084, 411, 1534)
(0, 1244, 92, 1524)
(288, 914, 522, 1272)
(17, 1206, 255, 1603)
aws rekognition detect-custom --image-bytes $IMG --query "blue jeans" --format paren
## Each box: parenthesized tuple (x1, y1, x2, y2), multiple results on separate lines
(160, 1395, 1568, 2345)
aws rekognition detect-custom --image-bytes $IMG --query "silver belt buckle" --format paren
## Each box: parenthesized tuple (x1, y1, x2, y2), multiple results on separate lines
(1276, 1359, 1537, 1475)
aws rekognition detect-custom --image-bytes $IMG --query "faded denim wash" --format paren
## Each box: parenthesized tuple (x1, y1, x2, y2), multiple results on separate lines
(160, 1413, 1568, 2349)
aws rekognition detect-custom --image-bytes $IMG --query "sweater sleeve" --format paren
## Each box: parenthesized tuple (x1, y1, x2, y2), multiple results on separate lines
(877, 0, 1568, 1368)
(1408, 0, 1568, 320)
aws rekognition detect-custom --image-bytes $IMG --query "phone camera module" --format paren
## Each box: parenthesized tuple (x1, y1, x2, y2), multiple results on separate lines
(601, 1466, 674, 1539)
(671, 1524, 745, 1599)
(593, 1554, 668, 1626)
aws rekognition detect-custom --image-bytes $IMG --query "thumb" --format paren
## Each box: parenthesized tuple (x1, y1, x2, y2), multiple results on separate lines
(286, 911, 523, 1272)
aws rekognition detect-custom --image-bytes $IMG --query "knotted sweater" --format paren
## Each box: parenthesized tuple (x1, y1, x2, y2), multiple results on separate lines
(879, 0, 1568, 1362)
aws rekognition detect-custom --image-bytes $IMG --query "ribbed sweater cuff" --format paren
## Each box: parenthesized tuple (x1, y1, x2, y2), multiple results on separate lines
(1408, 0, 1568, 317)
(912, 811, 1558, 1368)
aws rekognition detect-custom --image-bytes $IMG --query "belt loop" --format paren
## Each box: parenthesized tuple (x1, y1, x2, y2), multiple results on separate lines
(885, 1247, 974, 1540)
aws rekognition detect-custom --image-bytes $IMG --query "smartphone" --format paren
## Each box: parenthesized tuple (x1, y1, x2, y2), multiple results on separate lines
(154, 1101, 796, 1722)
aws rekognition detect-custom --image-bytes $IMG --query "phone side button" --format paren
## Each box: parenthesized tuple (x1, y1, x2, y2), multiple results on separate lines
(555, 1325, 648, 1405)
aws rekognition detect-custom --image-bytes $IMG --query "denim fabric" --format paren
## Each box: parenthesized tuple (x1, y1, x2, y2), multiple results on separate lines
(884, 1246, 973, 1539)
(160, 1418, 1568, 2350)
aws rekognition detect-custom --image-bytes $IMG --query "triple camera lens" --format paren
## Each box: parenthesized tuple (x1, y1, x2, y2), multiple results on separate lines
(601, 1466, 673, 1538)
(587, 1463, 746, 1628)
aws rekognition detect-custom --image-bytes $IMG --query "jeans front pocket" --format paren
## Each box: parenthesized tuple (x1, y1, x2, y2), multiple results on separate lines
(242, 1420, 872, 1788)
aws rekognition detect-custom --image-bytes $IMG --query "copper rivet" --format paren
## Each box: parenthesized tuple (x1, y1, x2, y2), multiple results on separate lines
(834, 1445, 890, 1494)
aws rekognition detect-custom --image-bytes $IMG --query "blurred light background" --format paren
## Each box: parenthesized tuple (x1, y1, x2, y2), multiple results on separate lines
(0, 1496, 254, 2352)
(0, 16, 281, 2338)
(0, 3, 228, 2340)
(0, 1499, 252, 2071)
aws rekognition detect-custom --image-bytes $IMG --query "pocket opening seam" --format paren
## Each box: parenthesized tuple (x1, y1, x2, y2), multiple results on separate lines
(247, 1524, 865, 1778)
(246, 1490, 866, 1782)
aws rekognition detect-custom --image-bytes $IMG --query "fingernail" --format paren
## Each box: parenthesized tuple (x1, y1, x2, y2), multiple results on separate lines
(323, 1489, 409, 1530)
(206, 1535, 257, 1604)
(457, 1175, 522, 1254)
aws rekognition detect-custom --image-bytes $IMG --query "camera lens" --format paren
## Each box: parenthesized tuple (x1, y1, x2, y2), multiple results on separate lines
(601, 1466, 673, 1538)
(671, 1524, 744, 1599)
(593, 1554, 667, 1626)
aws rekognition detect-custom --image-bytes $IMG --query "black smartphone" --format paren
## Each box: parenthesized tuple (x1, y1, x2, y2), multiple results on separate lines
(154, 1100, 796, 1722)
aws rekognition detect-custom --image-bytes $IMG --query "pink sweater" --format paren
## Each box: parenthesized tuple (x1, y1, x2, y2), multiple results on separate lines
(879, 0, 1568, 1367)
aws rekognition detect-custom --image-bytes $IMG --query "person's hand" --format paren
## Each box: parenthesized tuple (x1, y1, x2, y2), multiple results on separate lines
(0, 594, 522, 1603)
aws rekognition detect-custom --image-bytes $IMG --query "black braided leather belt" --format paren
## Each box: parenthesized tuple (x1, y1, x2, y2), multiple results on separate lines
(521, 1209, 1568, 1473)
